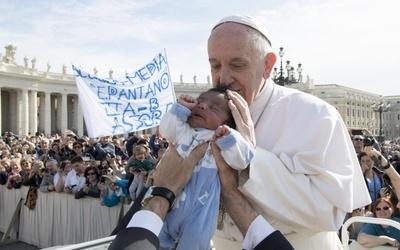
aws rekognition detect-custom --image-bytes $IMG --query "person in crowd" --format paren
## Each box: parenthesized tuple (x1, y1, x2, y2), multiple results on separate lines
(128, 163, 146, 202)
(75, 166, 101, 199)
(343, 207, 372, 241)
(135, 138, 156, 162)
(390, 151, 400, 173)
(364, 146, 400, 216)
(113, 138, 128, 160)
(39, 167, 55, 193)
(46, 159, 59, 174)
(107, 154, 126, 180)
(0, 159, 11, 185)
(359, 151, 389, 207)
(125, 145, 154, 181)
(98, 175, 129, 207)
(100, 159, 109, 170)
(6, 159, 23, 189)
(158, 87, 254, 249)
(22, 160, 43, 187)
(60, 136, 74, 158)
(1, 148, 11, 160)
(21, 141, 34, 158)
(109, 143, 294, 250)
(352, 135, 365, 155)
(350, 128, 380, 155)
(54, 158, 72, 193)
(86, 136, 115, 162)
(153, 147, 166, 167)
(357, 197, 400, 248)
(69, 141, 91, 160)
(19, 158, 32, 184)
(48, 142, 61, 162)
(11, 144, 22, 157)
(125, 132, 139, 158)
(64, 156, 86, 194)
(149, 130, 162, 158)
(38, 159, 59, 192)
(37, 138, 51, 162)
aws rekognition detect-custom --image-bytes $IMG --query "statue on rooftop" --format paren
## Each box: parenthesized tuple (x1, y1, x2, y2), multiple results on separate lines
(31, 57, 36, 69)
(4, 45, 17, 64)
(24, 56, 28, 68)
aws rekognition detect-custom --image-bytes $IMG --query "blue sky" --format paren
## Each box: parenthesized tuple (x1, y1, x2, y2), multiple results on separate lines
(0, 0, 399, 96)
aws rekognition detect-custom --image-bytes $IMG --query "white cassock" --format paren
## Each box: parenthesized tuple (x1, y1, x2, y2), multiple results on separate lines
(213, 79, 371, 250)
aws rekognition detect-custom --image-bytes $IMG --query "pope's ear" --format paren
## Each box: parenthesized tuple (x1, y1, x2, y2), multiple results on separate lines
(264, 52, 277, 79)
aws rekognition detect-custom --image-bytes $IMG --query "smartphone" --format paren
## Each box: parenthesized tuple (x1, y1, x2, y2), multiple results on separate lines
(352, 129, 363, 135)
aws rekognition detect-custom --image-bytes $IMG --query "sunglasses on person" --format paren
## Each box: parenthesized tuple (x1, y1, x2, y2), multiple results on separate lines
(353, 138, 363, 141)
(87, 172, 96, 176)
(376, 206, 390, 211)
(74, 146, 82, 149)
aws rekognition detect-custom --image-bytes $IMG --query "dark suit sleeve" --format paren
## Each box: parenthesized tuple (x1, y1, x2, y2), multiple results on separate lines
(110, 187, 149, 235)
(108, 227, 159, 250)
(254, 230, 294, 250)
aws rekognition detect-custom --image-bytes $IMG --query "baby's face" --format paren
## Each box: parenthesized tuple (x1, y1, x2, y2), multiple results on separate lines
(187, 91, 230, 130)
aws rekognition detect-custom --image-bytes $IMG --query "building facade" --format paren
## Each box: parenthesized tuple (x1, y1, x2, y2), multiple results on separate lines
(1, 44, 399, 140)
(312, 84, 400, 140)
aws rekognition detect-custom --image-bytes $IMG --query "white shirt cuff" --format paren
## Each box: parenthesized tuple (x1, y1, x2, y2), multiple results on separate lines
(242, 215, 275, 250)
(127, 210, 163, 236)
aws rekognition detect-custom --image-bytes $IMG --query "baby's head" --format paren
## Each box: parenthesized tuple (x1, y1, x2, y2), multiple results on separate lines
(187, 86, 235, 130)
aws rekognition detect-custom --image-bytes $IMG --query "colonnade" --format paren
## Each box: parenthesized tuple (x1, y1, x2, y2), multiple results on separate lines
(0, 88, 84, 137)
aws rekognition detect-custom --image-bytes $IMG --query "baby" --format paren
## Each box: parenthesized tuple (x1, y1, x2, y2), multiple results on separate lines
(158, 86, 254, 249)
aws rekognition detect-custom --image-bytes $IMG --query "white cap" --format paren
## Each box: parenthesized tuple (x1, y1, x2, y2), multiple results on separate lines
(212, 14, 272, 46)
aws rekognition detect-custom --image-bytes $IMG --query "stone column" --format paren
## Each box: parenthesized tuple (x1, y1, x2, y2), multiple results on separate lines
(38, 93, 45, 133)
(61, 93, 68, 132)
(21, 89, 29, 136)
(10, 91, 17, 133)
(44, 92, 51, 136)
(29, 90, 37, 135)
(51, 95, 56, 134)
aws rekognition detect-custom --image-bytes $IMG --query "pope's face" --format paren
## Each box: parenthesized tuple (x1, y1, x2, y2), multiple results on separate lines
(208, 23, 275, 106)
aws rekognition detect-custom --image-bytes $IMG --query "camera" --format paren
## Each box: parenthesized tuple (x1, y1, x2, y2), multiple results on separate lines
(352, 129, 363, 135)
(99, 176, 106, 183)
(363, 136, 376, 147)
(41, 168, 50, 173)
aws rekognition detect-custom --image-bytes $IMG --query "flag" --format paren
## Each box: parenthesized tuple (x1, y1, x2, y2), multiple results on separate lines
(73, 49, 175, 137)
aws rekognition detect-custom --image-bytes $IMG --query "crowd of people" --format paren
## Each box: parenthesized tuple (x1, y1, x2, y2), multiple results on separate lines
(342, 128, 400, 248)
(0, 129, 167, 208)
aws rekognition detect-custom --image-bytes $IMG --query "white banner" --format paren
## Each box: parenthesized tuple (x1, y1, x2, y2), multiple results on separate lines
(73, 49, 176, 138)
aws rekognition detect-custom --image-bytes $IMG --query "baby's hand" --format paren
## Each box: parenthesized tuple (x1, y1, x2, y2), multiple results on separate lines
(178, 94, 197, 110)
(213, 125, 231, 141)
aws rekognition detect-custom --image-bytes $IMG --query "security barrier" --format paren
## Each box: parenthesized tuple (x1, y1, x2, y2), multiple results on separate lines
(0, 185, 129, 248)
